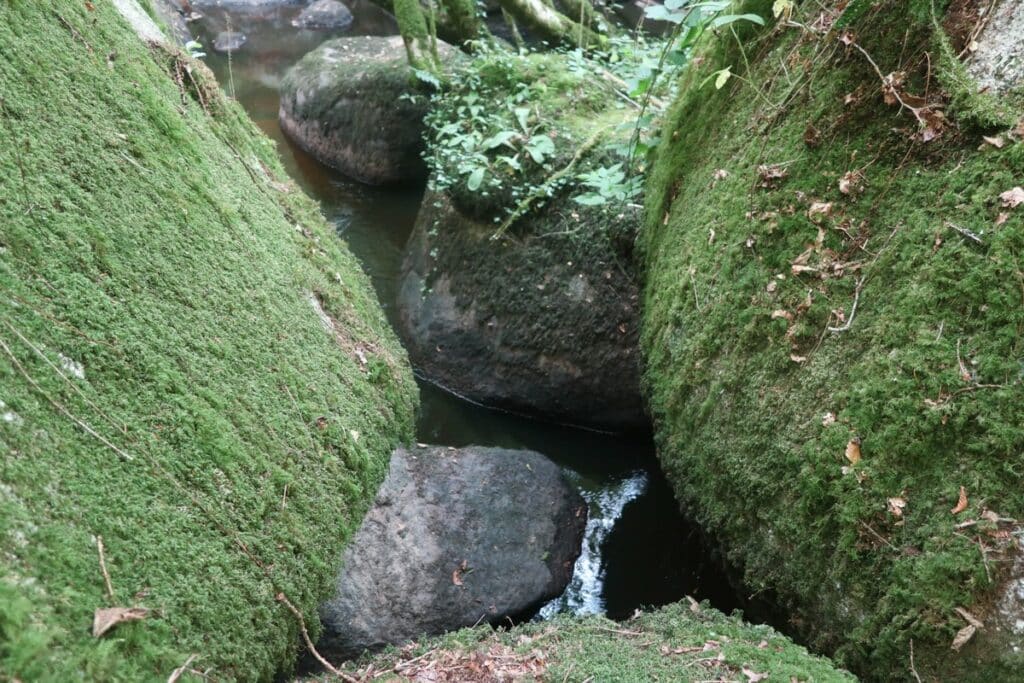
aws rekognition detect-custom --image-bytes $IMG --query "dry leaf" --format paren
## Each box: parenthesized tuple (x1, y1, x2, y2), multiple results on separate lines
(92, 607, 149, 638)
(772, 309, 795, 322)
(807, 201, 834, 221)
(982, 135, 1005, 149)
(1000, 187, 1024, 208)
(954, 607, 985, 629)
(713, 169, 730, 181)
(995, 212, 1009, 227)
(981, 509, 1000, 523)
(845, 437, 862, 464)
(766, 280, 778, 293)
(790, 354, 807, 363)
(839, 170, 865, 195)
(452, 559, 469, 587)
(804, 124, 821, 148)
(950, 624, 976, 651)
(743, 668, 769, 682)
(951, 486, 968, 515)
(757, 164, 788, 188)
(887, 497, 907, 517)
(822, 412, 836, 427)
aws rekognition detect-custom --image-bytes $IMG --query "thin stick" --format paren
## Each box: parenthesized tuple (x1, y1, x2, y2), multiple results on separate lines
(827, 276, 864, 333)
(276, 593, 358, 682)
(909, 639, 922, 683)
(167, 654, 199, 683)
(97, 536, 116, 602)
(945, 220, 983, 245)
(0, 335, 134, 461)
(859, 520, 897, 551)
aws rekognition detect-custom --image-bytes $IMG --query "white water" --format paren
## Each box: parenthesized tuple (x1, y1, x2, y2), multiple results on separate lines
(539, 470, 649, 618)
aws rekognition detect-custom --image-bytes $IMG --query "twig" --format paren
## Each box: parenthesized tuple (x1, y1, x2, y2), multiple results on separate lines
(859, 520, 897, 551)
(0, 334, 134, 461)
(827, 276, 865, 333)
(97, 536, 116, 602)
(591, 626, 645, 637)
(167, 654, 199, 683)
(276, 593, 358, 682)
(909, 639, 922, 683)
(944, 220, 983, 245)
(54, 11, 94, 55)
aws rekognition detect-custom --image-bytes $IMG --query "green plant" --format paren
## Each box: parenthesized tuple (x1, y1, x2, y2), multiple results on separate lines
(184, 39, 205, 59)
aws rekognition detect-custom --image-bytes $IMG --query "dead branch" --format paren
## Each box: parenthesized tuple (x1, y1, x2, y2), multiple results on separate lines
(827, 276, 865, 333)
(167, 654, 199, 683)
(945, 221, 983, 245)
(276, 593, 359, 683)
(909, 639, 922, 683)
(96, 536, 116, 603)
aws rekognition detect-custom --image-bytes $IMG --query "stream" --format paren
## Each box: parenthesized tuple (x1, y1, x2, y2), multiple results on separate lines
(189, 2, 757, 626)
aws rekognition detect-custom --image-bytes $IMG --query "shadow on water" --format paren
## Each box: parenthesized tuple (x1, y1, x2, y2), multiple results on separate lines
(192, 2, 778, 636)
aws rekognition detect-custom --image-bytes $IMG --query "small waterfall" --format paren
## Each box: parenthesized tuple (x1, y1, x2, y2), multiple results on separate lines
(540, 470, 649, 618)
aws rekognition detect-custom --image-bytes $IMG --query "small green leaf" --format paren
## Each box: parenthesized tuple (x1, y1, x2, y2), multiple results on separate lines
(467, 167, 485, 191)
(574, 193, 607, 206)
(714, 67, 732, 90)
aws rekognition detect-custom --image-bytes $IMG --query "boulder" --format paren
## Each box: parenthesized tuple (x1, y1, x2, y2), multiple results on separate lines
(318, 445, 587, 658)
(279, 36, 454, 185)
(212, 29, 246, 51)
(397, 190, 646, 432)
(292, 0, 353, 29)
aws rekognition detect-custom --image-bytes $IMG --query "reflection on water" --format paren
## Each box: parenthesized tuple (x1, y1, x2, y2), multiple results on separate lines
(191, 4, 755, 622)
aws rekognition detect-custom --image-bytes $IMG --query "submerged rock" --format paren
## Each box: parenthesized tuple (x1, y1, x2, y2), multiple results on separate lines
(397, 190, 646, 432)
(212, 29, 246, 51)
(279, 36, 454, 185)
(318, 445, 586, 658)
(292, 0, 353, 29)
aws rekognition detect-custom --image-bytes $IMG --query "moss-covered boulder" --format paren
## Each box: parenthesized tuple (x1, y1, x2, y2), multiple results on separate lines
(315, 601, 855, 681)
(397, 51, 648, 432)
(640, 0, 1024, 678)
(279, 36, 454, 185)
(0, 1, 417, 680)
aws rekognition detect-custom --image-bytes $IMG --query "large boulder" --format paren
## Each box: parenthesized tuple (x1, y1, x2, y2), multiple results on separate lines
(398, 190, 645, 431)
(640, 0, 1024, 679)
(279, 36, 453, 185)
(318, 445, 587, 658)
(0, 1, 417, 679)
(292, 0, 353, 29)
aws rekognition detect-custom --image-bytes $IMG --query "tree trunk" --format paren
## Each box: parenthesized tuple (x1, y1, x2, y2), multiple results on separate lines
(497, 0, 606, 49)
(393, 0, 441, 72)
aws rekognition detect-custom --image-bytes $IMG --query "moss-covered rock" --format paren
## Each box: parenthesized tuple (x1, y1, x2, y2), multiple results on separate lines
(0, 2, 417, 680)
(397, 50, 649, 431)
(640, 0, 1024, 678)
(315, 601, 855, 681)
(278, 36, 454, 185)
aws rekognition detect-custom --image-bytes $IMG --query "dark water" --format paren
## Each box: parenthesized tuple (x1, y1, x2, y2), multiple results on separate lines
(190, 3, 759, 623)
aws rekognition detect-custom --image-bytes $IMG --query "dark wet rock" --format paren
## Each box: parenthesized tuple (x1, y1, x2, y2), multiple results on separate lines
(616, 0, 672, 34)
(212, 29, 246, 51)
(193, 0, 303, 9)
(279, 36, 456, 185)
(396, 190, 646, 432)
(292, 0, 354, 29)
(318, 445, 587, 658)
(152, 0, 194, 45)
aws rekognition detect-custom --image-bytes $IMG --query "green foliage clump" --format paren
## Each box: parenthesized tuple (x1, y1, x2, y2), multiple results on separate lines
(641, 0, 1024, 679)
(320, 601, 854, 682)
(0, 1, 417, 680)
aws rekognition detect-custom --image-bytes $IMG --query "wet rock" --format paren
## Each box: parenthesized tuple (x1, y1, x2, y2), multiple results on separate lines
(292, 0, 353, 29)
(212, 30, 246, 52)
(966, 0, 1024, 95)
(279, 36, 455, 185)
(193, 0, 303, 9)
(318, 445, 586, 658)
(396, 190, 646, 432)
(152, 0, 194, 45)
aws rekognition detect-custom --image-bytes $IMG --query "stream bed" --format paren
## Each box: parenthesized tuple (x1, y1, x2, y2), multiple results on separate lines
(189, 2, 760, 625)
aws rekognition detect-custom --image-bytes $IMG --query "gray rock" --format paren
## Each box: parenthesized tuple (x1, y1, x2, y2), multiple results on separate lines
(396, 190, 646, 432)
(152, 0, 194, 45)
(292, 0, 354, 29)
(278, 36, 455, 185)
(966, 0, 1024, 95)
(193, 0, 303, 8)
(318, 445, 586, 658)
(212, 30, 247, 52)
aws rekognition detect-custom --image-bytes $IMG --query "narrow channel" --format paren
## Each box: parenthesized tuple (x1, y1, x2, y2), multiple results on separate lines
(190, 2, 754, 625)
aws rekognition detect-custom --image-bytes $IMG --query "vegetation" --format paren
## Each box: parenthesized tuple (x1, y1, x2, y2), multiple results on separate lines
(317, 601, 855, 681)
(0, 2, 417, 680)
(640, 0, 1024, 678)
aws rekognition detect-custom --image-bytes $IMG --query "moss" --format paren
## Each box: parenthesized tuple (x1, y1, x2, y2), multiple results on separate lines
(640, 0, 1024, 679)
(317, 602, 854, 681)
(0, 2, 417, 681)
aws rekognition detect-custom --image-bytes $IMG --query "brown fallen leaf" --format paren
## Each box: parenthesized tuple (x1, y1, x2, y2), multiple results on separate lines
(772, 309, 795, 322)
(982, 135, 1005, 149)
(845, 437, 862, 464)
(743, 668, 769, 682)
(887, 497, 907, 517)
(790, 354, 808, 364)
(452, 559, 469, 587)
(92, 607, 149, 638)
(951, 486, 968, 515)
(995, 212, 1010, 227)
(1000, 187, 1024, 209)
(950, 624, 976, 651)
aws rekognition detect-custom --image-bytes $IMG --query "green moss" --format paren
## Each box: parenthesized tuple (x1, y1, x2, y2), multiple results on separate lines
(641, 0, 1023, 679)
(318, 602, 854, 681)
(0, 2, 417, 681)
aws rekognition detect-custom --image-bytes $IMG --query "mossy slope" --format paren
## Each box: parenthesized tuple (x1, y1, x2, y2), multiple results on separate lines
(0, 2, 417, 680)
(321, 602, 854, 682)
(640, 0, 1024, 679)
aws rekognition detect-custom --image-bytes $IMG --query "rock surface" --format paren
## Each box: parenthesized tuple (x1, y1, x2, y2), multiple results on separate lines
(278, 36, 453, 185)
(397, 190, 646, 432)
(292, 0, 353, 29)
(212, 29, 247, 51)
(318, 445, 587, 658)
(966, 0, 1024, 95)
